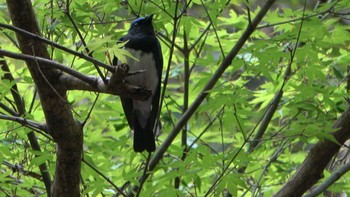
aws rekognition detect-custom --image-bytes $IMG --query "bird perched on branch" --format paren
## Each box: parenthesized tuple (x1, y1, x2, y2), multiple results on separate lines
(114, 14, 163, 152)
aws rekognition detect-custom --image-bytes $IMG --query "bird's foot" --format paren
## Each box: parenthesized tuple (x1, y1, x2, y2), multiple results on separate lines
(118, 63, 129, 74)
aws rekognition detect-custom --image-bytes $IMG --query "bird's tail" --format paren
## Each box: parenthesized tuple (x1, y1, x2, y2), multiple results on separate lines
(133, 120, 156, 152)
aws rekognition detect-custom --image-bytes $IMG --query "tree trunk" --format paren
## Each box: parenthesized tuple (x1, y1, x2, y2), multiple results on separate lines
(6, 0, 83, 196)
(275, 107, 350, 197)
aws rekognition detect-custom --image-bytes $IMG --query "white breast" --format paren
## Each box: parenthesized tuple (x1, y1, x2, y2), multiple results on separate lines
(121, 48, 158, 128)
(123, 48, 158, 94)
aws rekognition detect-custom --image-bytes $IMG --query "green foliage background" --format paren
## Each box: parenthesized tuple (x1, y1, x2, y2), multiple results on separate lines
(1, 0, 350, 196)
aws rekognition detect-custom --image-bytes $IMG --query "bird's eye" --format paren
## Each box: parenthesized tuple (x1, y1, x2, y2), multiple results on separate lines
(134, 23, 138, 27)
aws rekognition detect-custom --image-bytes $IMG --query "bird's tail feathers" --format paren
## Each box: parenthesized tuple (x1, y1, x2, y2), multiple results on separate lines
(133, 119, 156, 152)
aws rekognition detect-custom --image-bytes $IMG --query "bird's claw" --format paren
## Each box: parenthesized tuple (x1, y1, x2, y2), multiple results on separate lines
(118, 63, 129, 74)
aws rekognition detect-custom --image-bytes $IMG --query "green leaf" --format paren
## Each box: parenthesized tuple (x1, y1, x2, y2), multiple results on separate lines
(110, 41, 139, 64)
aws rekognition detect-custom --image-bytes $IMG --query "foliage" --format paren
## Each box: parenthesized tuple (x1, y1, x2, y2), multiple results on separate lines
(1, 0, 350, 196)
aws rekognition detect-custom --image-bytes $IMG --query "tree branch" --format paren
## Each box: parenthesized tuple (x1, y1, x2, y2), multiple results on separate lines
(0, 49, 151, 100)
(0, 102, 18, 116)
(0, 23, 115, 72)
(82, 159, 127, 197)
(274, 106, 350, 197)
(304, 161, 350, 197)
(0, 58, 24, 114)
(0, 114, 47, 132)
(0, 49, 99, 85)
(2, 160, 42, 181)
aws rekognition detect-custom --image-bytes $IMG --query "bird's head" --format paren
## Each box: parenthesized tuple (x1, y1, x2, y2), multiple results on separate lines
(128, 14, 155, 36)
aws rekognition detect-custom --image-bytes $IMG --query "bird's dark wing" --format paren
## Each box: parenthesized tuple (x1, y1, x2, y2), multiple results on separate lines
(154, 37, 163, 79)
(112, 54, 135, 130)
(147, 38, 163, 131)
(121, 98, 134, 130)
(112, 55, 119, 66)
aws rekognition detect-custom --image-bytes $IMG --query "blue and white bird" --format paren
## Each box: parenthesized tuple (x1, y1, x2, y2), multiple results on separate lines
(114, 14, 163, 152)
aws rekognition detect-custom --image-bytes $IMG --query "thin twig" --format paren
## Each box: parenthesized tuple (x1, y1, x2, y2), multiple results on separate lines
(251, 141, 287, 196)
(64, 2, 106, 82)
(82, 158, 127, 197)
(204, 133, 252, 196)
(0, 58, 24, 114)
(81, 93, 99, 127)
(0, 23, 115, 72)
(186, 106, 225, 151)
(200, 0, 225, 58)
(257, 1, 340, 30)
(188, 0, 232, 52)
(135, 153, 152, 197)
(0, 114, 47, 132)
(148, 0, 172, 17)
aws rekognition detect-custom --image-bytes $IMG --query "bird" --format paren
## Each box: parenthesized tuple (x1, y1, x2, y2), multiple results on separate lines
(113, 14, 163, 152)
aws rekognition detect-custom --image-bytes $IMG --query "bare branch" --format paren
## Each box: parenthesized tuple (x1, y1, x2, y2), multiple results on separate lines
(200, 0, 225, 58)
(0, 102, 18, 116)
(82, 159, 127, 197)
(0, 114, 47, 132)
(304, 161, 350, 197)
(2, 160, 42, 181)
(0, 49, 151, 100)
(0, 23, 115, 72)
(0, 49, 101, 87)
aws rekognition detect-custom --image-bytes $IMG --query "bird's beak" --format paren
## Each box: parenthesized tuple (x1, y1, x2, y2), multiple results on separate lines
(146, 14, 154, 22)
